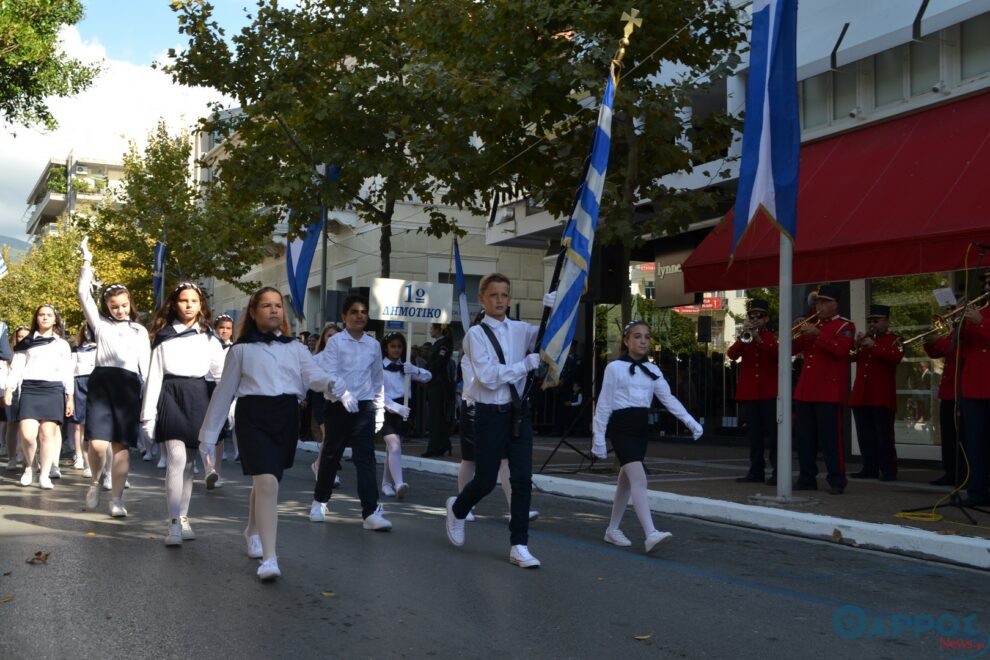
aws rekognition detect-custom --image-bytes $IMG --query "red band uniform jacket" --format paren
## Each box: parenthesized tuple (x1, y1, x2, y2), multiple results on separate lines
(923, 333, 957, 401)
(793, 316, 856, 404)
(849, 333, 903, 410)
(960, 307, 990, 400)
(726, 329, 779, 401)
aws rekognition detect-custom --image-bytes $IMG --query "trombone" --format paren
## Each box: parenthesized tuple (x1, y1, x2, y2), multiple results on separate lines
(901, 291, 990, 346)
(791, 313, 819, 339)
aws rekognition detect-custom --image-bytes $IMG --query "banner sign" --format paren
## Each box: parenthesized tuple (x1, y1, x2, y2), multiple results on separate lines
(370, 278, 453, 324)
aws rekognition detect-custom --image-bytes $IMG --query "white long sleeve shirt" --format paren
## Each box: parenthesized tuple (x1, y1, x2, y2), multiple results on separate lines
(72, 344, 97, 377)
(382, 358, 431, 413)
(318, 331, 384, 412)
(593, 358, 700, 446)
(78, 265, 151, 377)
(7, 334, 74, 395)
(463, 315, 538, 405)
(140, 323, 225, 425)
(199, 338, 333, 445)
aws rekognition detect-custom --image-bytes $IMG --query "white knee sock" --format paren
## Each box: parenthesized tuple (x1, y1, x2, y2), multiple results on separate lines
(608, 467, 631, 531)
(624, 462, 657, 535)
(499, 459, 512, 508)
(457, 460, 475, 493)
(165, 440, 191, 519)
(383, 434, 403, 487)
(253, 475, 279, 560)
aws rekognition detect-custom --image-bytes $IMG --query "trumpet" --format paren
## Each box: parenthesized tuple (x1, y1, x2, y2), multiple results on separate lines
(849, 330, 876, 356)
(901, 292, 990, 346)
(791, 313, 819, 339)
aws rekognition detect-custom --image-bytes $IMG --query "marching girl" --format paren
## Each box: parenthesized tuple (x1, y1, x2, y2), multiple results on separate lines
(308, 323, 338, 482)
(4, 326, 29, 471)
(77, 239, 151, 515)
(199, 287, 334, 580)
(70, 323, 97, 473)
(380, 331, 431, 498)
(201, 313, 235, 489)
(592, 320, 703, 553)
(309, 294, 390, 531)
(3, 305, 73, 489)
(142, 281, 225, 545)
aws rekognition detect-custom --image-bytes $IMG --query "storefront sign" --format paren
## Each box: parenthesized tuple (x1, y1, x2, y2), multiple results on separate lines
(653, 247, 696, 308)
(673, 297, 725, 315)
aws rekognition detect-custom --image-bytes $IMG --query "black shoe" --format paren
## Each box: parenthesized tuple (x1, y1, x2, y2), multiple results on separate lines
(765, 476, 777, 486)
(849, 470, 878, 479)
(792, 482, 817, 491)
(879, 474, 897, 482)
(735, 474, 764, 483)
(828, 487, 845, 495)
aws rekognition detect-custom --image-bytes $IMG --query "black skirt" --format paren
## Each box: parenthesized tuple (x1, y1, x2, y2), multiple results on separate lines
(18, 380, 65, 424)
(606, 407, 650, 466)
(3, 388, 19, 422)
(86, 367, 142, 446)
(155, 375, 209, 448)
(235, 394, 299, 481)
(71, 374, 90, 424)
(381, 397, 407, 437)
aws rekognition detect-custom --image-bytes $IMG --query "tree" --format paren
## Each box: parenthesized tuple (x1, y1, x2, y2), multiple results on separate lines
(0, 0, 100, 130)
(166, 1, 745, 278)
(80, 121, 275, 296)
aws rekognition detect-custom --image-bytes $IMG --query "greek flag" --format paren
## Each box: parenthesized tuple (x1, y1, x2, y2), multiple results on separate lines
(453, 238, 471, 334)
(539, 64, 616, 388)
(732, 0, 799, 253)
(152, 241, 167, 308)
(0, 252, 7, 279)
(286, 221, 321, 318)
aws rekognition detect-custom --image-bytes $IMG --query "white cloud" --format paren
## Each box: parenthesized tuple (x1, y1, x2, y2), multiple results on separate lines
(0, 26, 233, 242)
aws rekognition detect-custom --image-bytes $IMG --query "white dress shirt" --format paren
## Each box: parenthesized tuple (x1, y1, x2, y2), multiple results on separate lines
(141, 322, 226, 425)
(199, 338, 333, 446)
(593, 358, 701, 446)
(460, 352, 476, 406)
(78, 265, 151, 377)
(72, 344, 97, 377)
(463, 315, 539, 405)
(318, 331, 384, 414)
(7, 333, 74, 395)
(382, 358, 431, 413)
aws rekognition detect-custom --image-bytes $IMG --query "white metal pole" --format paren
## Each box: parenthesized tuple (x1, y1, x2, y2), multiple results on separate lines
(777, 233, 793, 498)
(404, 324, 413, 403)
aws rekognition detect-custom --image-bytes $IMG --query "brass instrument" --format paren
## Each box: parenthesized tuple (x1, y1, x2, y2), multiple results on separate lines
(901, 292, 990, 346)
(791, 313, 819, 339)
(849, 330, 876, 356)
(739, 329, 754, 343)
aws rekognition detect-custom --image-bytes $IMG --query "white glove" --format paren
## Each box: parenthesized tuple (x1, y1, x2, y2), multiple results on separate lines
(402, 362, 418, 375)
(524, 353, 541, 371)
(142, 420, 156, 444)
(339, 391, 359, 413)
(394, 403, 411, 420)
(374, 415, 384, 434)
(591, 437, 607, 459)
(542, 291, 557, 308)
(80, 236, 93, 262)
(691, 423, 704, 442)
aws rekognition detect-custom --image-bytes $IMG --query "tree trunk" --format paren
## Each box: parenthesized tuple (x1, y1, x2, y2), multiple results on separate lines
(380, 188, 396, 278)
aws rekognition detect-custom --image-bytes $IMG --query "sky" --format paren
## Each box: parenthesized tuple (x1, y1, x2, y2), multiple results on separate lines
(0, 1, 258, 243)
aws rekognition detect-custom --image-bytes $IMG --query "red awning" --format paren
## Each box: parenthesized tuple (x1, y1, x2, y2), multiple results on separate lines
(682, 91, 990, 292)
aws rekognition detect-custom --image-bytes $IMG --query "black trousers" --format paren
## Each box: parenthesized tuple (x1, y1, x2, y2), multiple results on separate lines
(960, 398, 990, 497)
(425, 383, 450, 454)
(742, 399, 777, 477)
(852, 406, 897, 477)
(452, 403, 532, 546)
(313, 401, 379, 518)
(796, 401, 847, 490)
(938, 399, 961, 483)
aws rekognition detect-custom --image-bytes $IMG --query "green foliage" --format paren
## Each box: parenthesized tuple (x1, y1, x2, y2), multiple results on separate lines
(633, 294, 701, 355)
(0, 0, 100, 130)
(45, 165, 67, 194)
(0, 223, 81, 331)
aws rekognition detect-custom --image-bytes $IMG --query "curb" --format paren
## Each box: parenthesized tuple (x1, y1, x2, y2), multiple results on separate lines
(394, 453, 990, 571)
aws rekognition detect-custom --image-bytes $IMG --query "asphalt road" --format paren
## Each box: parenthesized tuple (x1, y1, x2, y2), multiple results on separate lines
(0, 451, 986, 660)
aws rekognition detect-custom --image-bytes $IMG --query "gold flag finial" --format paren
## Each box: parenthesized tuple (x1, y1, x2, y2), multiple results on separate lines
(615, 8, 641, 66)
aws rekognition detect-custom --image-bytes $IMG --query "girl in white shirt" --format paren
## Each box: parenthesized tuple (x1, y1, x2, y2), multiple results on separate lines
(592, 320, 703, 554)
(199, 287, 334, 581)
(3, 305, 74, 489)
(380, 331, 431, 498)
(3, 326, 29, 470)
(201, 314, 235, 490)
(142, 282, 225, 546)
(70, 323, 97, 473)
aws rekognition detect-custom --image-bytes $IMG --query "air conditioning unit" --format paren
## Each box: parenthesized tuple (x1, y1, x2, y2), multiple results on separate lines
(75, 165, 89, 175)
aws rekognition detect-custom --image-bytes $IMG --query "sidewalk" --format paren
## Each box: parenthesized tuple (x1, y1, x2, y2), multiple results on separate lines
(373, 433, 990, 570)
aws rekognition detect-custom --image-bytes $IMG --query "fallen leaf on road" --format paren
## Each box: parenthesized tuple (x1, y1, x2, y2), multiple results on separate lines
(1, 595, 13, 603)
(320, 591, 336, 598)
(26, 552, 49, 564)
(831, 529, 843, 543)
(85, 532, 96, 537)
(634, 634, 652, 641)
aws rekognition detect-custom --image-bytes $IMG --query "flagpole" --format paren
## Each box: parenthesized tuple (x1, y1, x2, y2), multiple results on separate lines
(777, 233, 793, 498)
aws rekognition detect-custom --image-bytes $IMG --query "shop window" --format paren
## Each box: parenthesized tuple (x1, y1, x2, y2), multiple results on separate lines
(910, 36, 940, 97)
(801, 73, 828, 128)
(832, 63, 858, 119)
(961, 13, 990, 80)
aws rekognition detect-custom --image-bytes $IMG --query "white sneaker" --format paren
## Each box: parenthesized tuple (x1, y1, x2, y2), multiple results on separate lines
(165, 519, 183, 546)
(528, 510, 539, 521)
(110, 499, 127, 518)
(206, 470, 219, 490)
(445, 497, 465, 546)
(73, 458, 85, 470)
(465, 511, 476, 522)
(257, 557, 281, 581)
(509, 544, 541, 568)
(38, 474, 54, 490)
(645, 530, 672, 553)
(124, 479, 130, 489)
(193, 464, 200, 475)
(309, 500, 328, 522)
(213, 478, 224, 489)
(49, 465, 61, 479)
(604, 528, 632, 547)
(333, 474, 341, 489)
(363, 504, 392, 531)
(245, 534, 263, 559)
(382, 482, 396, 497)
(19, 468, 33, 487)
(82, 467, 93, 478)
(157, 454, 167, 469)
(396, 483, 409, 500)
(179, 516, 195, 540)
(86, 484, 100, 509)
(101, 474, 112, 491)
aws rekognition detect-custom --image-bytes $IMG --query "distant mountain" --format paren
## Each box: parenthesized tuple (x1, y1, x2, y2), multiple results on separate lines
(0, 235, 30, 264)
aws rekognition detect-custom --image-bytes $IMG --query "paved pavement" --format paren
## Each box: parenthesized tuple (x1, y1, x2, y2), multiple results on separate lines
(1, 450, 988, 659)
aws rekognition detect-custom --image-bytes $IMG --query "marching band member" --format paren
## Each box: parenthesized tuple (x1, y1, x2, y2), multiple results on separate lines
(849, 304, 903, 481)
(726, 299, 778, 485)
(958, 271, 990, 506)
(923, 328, 960, 486)
(792, 284, 855, 494)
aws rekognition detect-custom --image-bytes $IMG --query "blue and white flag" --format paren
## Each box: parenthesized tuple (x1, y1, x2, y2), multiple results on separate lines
(539, 64, 616, 388)
(453, 238, 471, 334)
(152, 241, 167, 308)
(732, 0, 799, 253)
(286, 221, 322, 318)
(0, 252, 8, 280)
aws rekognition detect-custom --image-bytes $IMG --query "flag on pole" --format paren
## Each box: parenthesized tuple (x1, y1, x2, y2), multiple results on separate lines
(286, 221, 322, 318)
(0, 252, 8, 279)
(731, 0, 800, 254)
(152, 241, 167, 308)
(539, 64, 617, 388)
(453, 238, 471, 334)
